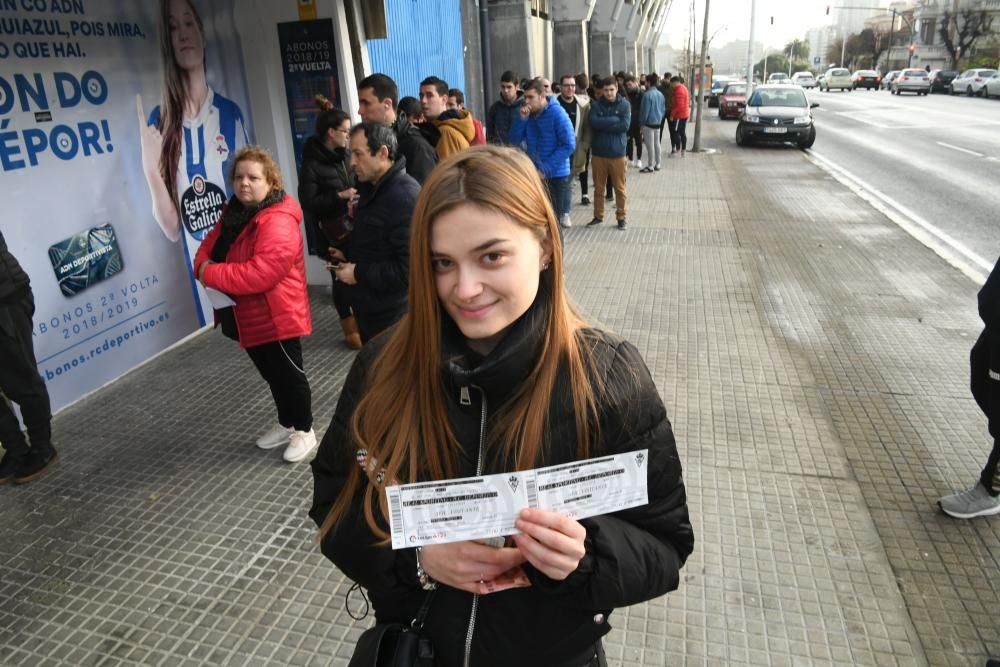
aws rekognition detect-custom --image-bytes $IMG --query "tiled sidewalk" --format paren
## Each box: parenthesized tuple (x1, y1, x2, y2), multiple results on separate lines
(2, 117, 998, 666)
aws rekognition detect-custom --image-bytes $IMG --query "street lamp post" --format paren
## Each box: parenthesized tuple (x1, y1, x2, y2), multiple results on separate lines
(745, 0, 757, 86)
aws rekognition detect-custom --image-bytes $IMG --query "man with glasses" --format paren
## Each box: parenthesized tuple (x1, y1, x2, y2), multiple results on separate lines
(556, 74, 591, 223)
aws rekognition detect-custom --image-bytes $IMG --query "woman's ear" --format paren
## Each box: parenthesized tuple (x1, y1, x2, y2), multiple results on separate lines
(540, 234, 554, 270)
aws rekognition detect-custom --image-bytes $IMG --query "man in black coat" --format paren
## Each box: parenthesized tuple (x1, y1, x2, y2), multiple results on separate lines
(939, 259, 1000, 518)
(0, 231, 57, 485)
(330, 122, 420, 343)
(357, 73, 437, 185)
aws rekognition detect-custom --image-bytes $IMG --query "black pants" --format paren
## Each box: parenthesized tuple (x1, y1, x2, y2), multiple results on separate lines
(0, 292, 52, 461)
(970, 331, 1000, 494)
(626, 128, 643, 161)
(579, 150, 590, 197)
(246, 338, 312, 432)
(670, 118, 688, 151)
(356, 309, 404, 344)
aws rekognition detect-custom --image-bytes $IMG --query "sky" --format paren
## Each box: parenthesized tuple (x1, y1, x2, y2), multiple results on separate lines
(660, 0, 838, 51)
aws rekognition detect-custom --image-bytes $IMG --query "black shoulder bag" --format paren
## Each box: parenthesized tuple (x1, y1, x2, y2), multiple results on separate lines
(348, 587, 435, 667)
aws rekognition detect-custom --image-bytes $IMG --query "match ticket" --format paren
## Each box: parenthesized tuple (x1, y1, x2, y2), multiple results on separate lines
(387, 450, 649, 549)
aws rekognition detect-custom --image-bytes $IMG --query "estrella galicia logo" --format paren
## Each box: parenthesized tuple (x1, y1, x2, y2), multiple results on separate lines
(180, 175, 226, 241)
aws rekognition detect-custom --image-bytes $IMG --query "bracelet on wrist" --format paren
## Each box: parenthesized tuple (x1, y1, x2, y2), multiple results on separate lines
(415, 547, 438, 590)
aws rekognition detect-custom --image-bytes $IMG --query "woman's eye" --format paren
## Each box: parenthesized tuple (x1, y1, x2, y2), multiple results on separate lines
(431, 259, 452, 271)
(483, 252, 504, 264)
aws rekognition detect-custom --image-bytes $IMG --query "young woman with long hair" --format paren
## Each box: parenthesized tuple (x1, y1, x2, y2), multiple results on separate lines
(309, 145, 693, 667)
(139, 0, 249, 325)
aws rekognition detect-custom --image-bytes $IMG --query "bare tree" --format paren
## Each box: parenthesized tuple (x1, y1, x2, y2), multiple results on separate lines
(939, 9, 996, 70)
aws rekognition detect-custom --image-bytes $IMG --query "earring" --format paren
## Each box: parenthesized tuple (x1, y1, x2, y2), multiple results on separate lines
(542, 262, 550, 271)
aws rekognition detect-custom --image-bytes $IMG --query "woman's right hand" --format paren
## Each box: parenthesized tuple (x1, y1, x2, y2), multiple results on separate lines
(136, 95, 163, 179)
(419, 541, 526, 594)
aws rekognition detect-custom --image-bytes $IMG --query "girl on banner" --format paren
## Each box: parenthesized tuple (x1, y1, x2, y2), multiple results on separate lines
(138, 0, 249, 326)
(309, 146, 694, 667)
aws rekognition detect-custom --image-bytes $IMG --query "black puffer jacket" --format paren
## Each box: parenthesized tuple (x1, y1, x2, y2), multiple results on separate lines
(297, 136, 353, 259)
(343, 158, 420, 316)
(310, 290, 694, 667)
(979, 257, 1000, 331)
(395, 115, 437, 185)
(0, 230, 31, 303)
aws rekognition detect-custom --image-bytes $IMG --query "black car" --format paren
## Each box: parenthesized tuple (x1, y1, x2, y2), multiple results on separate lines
(735, 85, 818, 149)
(928, 69, 958, 93)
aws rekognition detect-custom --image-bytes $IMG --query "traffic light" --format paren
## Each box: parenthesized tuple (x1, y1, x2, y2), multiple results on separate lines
(826, 5, 830, 15)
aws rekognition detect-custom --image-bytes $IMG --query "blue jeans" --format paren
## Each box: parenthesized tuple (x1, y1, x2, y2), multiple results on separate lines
(545, 176, 571, 219)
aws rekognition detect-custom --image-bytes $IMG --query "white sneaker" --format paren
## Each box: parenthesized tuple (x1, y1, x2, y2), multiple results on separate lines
(559, 213, 572, 228)
(283, 429, 318, 463)
(256, 423, 293, 450)
(636, 160, 643, 169)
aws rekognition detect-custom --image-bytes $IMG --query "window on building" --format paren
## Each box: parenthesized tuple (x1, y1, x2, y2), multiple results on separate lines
(919, 19, 936, 44)
(530, 0, 549, 19)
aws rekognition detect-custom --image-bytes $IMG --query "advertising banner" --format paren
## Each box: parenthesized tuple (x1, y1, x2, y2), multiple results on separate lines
(0, 0, 254, 412)
(276, 18, 339, 256)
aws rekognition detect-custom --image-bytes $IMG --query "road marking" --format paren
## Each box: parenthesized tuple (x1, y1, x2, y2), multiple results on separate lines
(936, 141, 985, 157)
(804, 149, 991, 285)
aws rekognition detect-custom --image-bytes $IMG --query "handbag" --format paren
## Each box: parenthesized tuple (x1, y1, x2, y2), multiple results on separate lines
(320, 212, 354, 249)
(348, 589, 435, 667)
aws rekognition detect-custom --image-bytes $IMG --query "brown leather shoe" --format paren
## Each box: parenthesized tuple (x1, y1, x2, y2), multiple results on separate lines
(340, 316, 362, 350)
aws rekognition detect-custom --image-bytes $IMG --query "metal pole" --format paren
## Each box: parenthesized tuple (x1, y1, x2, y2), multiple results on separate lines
(692, 0, 711, 151)
(887, 9, 894, 70)
(479, 0, 493, 109)
(745, 0, 757, 87)
(840, 27, 846, 67)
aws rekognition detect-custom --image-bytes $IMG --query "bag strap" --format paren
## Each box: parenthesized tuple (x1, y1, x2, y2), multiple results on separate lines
(411, 589, 436, 631)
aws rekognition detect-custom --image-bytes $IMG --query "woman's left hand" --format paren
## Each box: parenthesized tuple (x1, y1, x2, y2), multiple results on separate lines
(512, 508, 586, 581)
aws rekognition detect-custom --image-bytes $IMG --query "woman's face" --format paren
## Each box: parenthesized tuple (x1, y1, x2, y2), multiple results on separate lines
(431, 204, 552, 356)
(232, 160, 271, 207)
(328, 120, 351, 149)
(169, 0, 204, 73)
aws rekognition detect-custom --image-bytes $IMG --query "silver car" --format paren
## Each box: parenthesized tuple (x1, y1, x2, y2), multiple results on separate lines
(892, 68, 930, 95)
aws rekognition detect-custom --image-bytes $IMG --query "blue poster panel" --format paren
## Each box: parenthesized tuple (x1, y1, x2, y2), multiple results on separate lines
(0, 0, 254, 411)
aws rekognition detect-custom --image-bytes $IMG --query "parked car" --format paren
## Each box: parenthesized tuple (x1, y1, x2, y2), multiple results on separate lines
(768, 72, 790, 84)
(708, 76, 732, 108)
(790, 71, 817, 88)
(852, 70, 881, 89)
(735, 84, 818, 149)
(928, 69, 958, 93)
(950, 68, 998, 96)
(820, 67, 852, 91)
(881, 71, 900, 90)
(984, 72, 1000, 99)
(816, 73, 827, 89)
(892, 68, 931, 95)
(717, 82, 748, 119)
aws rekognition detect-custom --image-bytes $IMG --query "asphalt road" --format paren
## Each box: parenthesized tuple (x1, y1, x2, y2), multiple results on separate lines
(803, 87, 1000, 270)
(703, 86, 1000, 276)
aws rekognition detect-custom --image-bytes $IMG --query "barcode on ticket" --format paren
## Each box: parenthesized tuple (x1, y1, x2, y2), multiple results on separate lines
(387, 487, 404, 533)
(526, 476, 538, 508)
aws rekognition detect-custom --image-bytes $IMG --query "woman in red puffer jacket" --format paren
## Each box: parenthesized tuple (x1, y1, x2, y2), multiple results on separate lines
(193, 145, 317, 464)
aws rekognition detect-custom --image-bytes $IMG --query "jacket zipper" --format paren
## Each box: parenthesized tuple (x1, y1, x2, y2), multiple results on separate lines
(463, 384, 487, 667)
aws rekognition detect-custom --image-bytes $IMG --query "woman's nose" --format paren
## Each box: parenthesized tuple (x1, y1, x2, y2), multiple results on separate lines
(455, 269, 483, 300)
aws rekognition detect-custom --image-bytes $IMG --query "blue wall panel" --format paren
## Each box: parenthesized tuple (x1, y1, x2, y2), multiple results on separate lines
(367, 0, 466, 101)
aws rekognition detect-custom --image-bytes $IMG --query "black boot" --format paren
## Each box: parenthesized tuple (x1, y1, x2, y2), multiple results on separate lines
(14, 446, 58, 485)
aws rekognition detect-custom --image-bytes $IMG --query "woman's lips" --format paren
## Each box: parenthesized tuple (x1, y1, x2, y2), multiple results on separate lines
(457, 301, 497, 319)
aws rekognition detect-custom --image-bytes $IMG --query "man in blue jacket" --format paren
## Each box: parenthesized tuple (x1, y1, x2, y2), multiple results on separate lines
(509, 78, 576, 230)
(587, 77, 631, 230)
(639, 73, 666, 172)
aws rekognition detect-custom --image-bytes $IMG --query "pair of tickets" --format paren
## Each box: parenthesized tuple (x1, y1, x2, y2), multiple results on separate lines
(386, 450, 649, 550)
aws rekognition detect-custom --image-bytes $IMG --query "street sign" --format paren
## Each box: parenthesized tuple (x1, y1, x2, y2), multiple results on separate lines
(813, 56, 820, 65)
